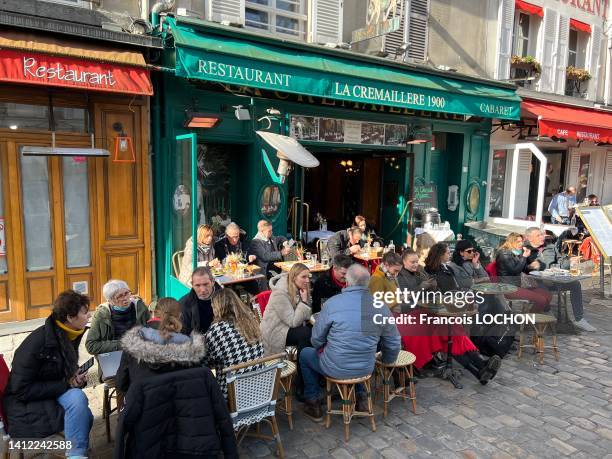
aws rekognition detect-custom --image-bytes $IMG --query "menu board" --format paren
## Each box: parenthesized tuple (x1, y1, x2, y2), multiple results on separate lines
(413, 183, 438, 214)
(576, 207, 612, 259)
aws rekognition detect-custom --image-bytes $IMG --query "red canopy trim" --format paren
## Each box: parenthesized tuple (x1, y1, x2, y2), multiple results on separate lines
(570, 18, 592, 34)
(515, 0, 544, 17)
(522, 99, 612, 144)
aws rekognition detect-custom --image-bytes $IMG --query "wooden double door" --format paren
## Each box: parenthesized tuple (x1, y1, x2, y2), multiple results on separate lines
(0, 102, 152, 323)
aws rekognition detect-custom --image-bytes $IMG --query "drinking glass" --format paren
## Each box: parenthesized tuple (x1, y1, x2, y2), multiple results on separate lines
(311, 254, 318, 266)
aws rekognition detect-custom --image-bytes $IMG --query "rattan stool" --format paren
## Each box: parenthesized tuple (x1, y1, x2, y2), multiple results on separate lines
(375, 350, 417, 417)
(517, 313, 559, 364)
(325, 375, 376, 441)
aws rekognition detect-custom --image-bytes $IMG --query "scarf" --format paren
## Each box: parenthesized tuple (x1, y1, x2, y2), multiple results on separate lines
(330, 268, 346, 289)
(55, 320, 85, 341)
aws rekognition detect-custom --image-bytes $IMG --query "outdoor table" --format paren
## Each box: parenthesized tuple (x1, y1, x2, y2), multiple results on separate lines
(528, 271, 591, 324)
(353, 252, 382, 273)
(98, 350, 123, 381)
(214, 273, 266, 287)
(274, 261, 330, 273)
(427, 307, 478, 389)
(471, 282, 518, 295)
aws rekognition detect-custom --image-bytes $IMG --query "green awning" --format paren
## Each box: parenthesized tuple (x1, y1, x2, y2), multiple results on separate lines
(170, 19, 520, 120)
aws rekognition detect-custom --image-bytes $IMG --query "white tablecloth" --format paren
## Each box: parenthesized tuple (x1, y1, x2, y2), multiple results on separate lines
(303, 230, 335, 244)
(414, 227, 455, 242)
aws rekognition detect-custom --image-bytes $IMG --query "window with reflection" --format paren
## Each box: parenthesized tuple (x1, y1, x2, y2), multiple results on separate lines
(488, 150, 510, 218)
(260, 185, 282, 218)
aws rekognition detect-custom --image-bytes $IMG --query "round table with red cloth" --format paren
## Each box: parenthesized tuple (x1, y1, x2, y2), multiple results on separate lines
(394, 308, 478, 369)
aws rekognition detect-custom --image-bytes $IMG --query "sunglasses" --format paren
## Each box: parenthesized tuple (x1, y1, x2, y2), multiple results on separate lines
(463, 249, 475, 254)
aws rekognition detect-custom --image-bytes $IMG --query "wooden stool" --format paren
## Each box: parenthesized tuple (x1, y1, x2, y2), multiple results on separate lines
(375, 350, 417, 417)
(325, 375, 376, 441)
(278, 361, 297, 430)
(517, 313, 559, 364)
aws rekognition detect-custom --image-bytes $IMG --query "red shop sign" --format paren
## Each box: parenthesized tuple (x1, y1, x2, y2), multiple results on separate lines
(0, 49, 153, 96)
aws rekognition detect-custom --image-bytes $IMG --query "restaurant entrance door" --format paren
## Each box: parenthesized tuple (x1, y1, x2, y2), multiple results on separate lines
(301, 153, 383, 234)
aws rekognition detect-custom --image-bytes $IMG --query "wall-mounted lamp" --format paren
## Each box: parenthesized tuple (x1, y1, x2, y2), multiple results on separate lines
(233, 105, 251, 121)
(184, 111, 222, 129)
(112, 122, 135, 163)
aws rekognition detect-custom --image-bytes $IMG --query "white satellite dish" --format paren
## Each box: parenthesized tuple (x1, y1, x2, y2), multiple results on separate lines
(256, 131, 320, 168)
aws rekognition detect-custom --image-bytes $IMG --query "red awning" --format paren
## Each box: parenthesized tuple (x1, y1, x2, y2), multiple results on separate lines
(522, 100, 612, 144)
(515, 0, 544, 17)
(570, 18, 592, 34)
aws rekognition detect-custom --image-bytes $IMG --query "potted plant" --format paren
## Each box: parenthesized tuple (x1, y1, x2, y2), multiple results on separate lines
(511, 55, 542, 75)
(566, 66, 591, 82)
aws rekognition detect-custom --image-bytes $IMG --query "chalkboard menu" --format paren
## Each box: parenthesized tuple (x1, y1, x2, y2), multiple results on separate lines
(576, 207, 612, 259)
(413, 183, 438, 215)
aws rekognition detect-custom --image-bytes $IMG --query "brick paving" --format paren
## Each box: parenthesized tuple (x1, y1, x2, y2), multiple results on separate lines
(82, 285, 612, 458)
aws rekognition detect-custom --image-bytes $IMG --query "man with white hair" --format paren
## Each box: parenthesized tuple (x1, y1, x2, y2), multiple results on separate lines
(299, 264, 401, 421)
(248, 219, 289, 278)
(214, 222, 255, 263)
(86, 279, 150, 356)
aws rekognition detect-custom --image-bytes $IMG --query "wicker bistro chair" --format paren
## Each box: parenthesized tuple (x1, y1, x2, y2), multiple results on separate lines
(264, 359, 298, 430)
(325, 374, 376, 442)
(171, 250, 184, 278)
(374, 350, 417, 418)
(223, 353, 286, 458)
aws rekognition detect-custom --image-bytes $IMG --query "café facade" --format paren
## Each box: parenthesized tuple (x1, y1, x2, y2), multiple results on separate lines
(0, 29, 157, 324)
(152, 17, 521, 298)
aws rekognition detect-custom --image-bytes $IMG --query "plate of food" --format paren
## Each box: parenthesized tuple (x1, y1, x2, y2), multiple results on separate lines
(211, 268, 225, 277)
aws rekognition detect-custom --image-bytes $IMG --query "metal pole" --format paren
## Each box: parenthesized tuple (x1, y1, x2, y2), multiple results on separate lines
(408, 149, 415, 237)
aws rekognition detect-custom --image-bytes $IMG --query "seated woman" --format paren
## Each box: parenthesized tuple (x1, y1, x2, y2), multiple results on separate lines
(85, 279, 150, 356)
(369, 251, 403, 312)
(261, 263, 312, 396)
(399, 243, 501, 384)
(179, 224, 221, 285)
(415, 232, 436, 267)
(496, 232, 552, 312)
(446, 240, 489, 288)
(4, 290, 94, 458)
(397, 248, 435, 293)
(115, 297, 206, 394)
(205, 289, 265, 398)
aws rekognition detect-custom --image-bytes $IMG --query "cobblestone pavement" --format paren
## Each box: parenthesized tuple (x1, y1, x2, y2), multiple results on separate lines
(88, 286, 612, 459)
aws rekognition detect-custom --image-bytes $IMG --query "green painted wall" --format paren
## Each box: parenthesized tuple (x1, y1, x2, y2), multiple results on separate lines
(152, 75, 492, 297)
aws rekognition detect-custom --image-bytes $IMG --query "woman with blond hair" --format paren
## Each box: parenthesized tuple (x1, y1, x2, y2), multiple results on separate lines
(179, 224, 221, 284)
(496, 232, 552, 312)
(261, 263, 312, 357)
(205, 289, 264, 398)
(115, 297, 206, 393)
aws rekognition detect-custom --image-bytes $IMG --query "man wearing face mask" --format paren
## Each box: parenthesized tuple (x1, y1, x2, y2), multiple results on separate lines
(368, 252, 403, 312)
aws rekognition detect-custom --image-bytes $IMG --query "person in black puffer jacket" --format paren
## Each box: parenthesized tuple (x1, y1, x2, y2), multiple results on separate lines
(114, 367, 237, 459)
(4, 290, 94, 458)
(311, 254, 353, 313)
(115, 297, 207, 394)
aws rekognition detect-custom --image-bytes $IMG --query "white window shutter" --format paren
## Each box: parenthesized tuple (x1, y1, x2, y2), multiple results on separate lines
(554, 15, 569, 95)
(406, 0, 429, 61)
(384, 0, 407, 57)
(312, 0, 343, 44)
(495, 0, 514, 80)
(207, 0, 244, 25)
(537, 8, 558, 93)
(513, 150, 532, 219)
(567, 148, 581, 189)
(603, 151, 612, 203)
(586, 24, 602, 101)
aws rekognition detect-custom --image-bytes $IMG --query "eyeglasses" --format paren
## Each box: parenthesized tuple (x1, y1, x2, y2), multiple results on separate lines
(114, 290, 132, 300)
(464, 249, 474, 254)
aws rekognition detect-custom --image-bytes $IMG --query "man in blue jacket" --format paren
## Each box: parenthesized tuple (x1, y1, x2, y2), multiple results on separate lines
(299, 264, 401, 421)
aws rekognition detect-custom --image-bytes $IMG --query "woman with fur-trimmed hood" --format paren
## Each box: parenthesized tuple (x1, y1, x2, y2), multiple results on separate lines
(115, 297, 206, 394)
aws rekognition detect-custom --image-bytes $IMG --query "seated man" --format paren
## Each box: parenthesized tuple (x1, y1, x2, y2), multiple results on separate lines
(311, 254, 353, 313)
(248, 219, 290, 278)
(326, 226, 363, 259)
(4, 290, 94, 458)
(299, 264, 401, 421)
(179, 266, 221, 335)
(214, 222, 255, 263)
(524, 227, 595, 332)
